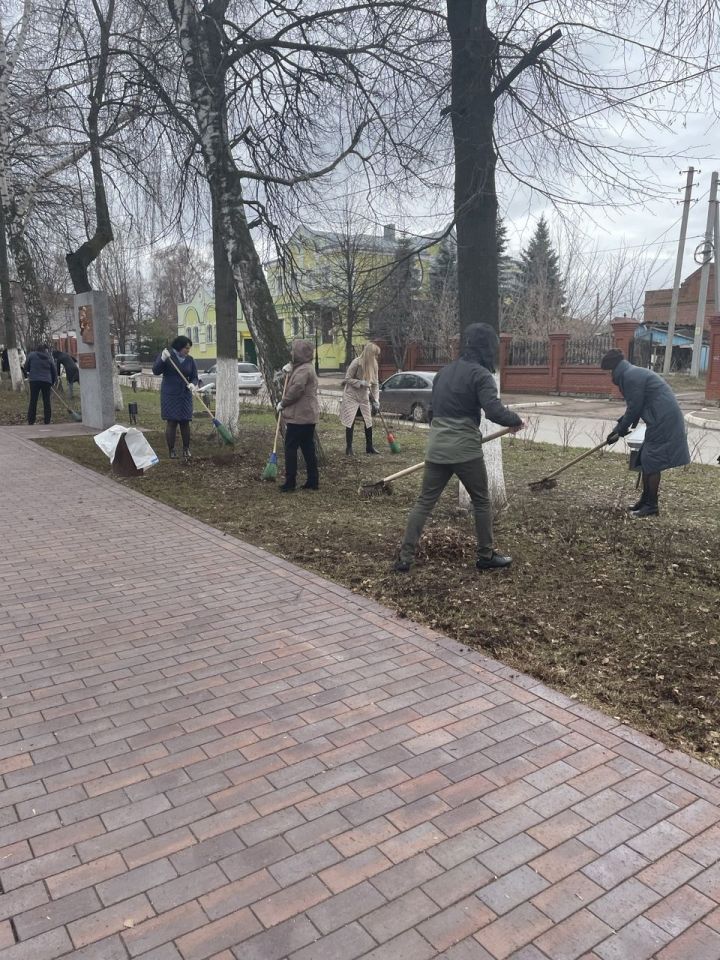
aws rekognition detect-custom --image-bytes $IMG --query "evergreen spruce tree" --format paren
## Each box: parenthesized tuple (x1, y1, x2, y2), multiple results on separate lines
(516, 216, 565, 335)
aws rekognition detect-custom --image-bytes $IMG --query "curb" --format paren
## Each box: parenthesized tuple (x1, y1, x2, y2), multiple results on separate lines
(686, 411, 720, 431)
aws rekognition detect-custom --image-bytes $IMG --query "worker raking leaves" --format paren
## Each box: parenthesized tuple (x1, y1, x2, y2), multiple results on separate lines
(393, 323, 525, 573)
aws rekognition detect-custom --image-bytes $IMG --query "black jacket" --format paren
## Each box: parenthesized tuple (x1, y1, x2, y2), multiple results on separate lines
(431, 358, 522, 429)
(22, 350, 58, 385)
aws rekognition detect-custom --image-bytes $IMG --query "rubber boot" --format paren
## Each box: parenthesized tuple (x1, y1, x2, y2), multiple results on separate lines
(365, 427, 379, 454)
(182, 447, 192, 462)
(627, 488, 646, 512)
(630, 498, 659, 518)
(345, 426, 354, 456)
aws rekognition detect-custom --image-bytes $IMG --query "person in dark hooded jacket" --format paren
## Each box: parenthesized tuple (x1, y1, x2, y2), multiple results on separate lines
(277, 339, 320, 492)
(394, 323, 525, 572)
(22, 343, 58, 424)
(601, 349, 690, 517)
(52, 349, 80, 398)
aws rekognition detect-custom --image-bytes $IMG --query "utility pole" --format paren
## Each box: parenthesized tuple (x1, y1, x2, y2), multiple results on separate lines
(690, 171, 718, 378)
(663, 167, 695, 374)
(714, 188, 720, 330)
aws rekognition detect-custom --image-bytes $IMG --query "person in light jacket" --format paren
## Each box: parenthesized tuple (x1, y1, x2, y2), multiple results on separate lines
(152, 335, 199, 461)
(277, 340, 320, 492)
(601, 348, 690, 517)
(340, 342, 381, 455)
(22, 343, 58, 425)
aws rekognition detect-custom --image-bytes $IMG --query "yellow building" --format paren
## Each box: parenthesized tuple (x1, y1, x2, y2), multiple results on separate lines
(177, 224, 446, 370)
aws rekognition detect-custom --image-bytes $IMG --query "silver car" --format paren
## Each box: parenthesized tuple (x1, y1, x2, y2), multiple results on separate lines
(379, 370, 436, 422)
(115, 354, 142, 375)
(198, 362, 263, 394)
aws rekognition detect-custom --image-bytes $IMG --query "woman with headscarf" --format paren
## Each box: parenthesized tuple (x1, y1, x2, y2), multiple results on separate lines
(601, 348, 690, 517)
(276, 339, 320, 491)
(152, 335, 199, 461)
(339, 342, 381, 455)
(394, 323, 525, 573)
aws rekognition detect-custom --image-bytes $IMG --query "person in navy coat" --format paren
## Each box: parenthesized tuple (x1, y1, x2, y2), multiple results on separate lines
(152, 336, 199, 461)
(601, 348, 690, 518)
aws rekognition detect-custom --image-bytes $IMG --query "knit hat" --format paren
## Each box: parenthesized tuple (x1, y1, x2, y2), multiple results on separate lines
(600, 348, 624, 371)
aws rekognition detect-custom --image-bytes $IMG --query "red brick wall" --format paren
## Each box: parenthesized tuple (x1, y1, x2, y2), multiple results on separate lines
(644, 266, 717, 330)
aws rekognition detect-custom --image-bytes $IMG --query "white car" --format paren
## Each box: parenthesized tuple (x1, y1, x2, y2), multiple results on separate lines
(198, 362, 263, 394)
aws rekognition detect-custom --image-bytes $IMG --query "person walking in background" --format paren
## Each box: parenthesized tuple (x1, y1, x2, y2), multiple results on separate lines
(52, 349, 80, 399)
(340, 342, 381, 455)
(276, 339, 320, 492)
(22, 343, 57, 425)
(601, 348, 690, 517)
(395, 323, 525, 573)
(152, 336, 199, 461)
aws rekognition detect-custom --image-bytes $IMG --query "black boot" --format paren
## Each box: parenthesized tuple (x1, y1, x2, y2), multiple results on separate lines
(169, 448, 177, 459)
(365, 427, 379, 454)
(627, 490, 646, 512)
(345, 426, 354, 456)
(182, 448, 192, 462)
(630, 500, 659, 518)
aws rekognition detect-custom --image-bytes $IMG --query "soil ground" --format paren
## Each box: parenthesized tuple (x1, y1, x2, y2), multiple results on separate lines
(4, 382, 718, 767)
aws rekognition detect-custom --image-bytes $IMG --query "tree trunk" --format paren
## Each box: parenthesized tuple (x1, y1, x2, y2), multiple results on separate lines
(0, 195, 22, 390)
(448, 0, 499, 336)
(344, 304, 355, 366)
(168, 0, 289, 403)
(212, 191, 239, 436)
(7, 212, 52, 345)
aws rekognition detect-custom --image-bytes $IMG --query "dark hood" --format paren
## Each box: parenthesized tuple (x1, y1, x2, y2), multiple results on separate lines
(461, 323, 499, 372)
(292, 339, 314, 365)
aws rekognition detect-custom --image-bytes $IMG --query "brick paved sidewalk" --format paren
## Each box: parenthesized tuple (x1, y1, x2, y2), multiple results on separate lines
(2, 428, 720, 960)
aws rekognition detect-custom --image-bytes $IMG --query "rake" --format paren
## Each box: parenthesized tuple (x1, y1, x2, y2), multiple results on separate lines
(51, 385, 82, 422)
(376, 406, 401, 454)
(360, 427, 512, 500)
(261, 373, 288, 480)
(528, 439, 609, 492)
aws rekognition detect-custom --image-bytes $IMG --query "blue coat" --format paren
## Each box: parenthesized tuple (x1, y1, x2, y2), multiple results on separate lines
(152, 351, 198, 422)
(612, 359, 690, 473)
(23, 350, 58, 384)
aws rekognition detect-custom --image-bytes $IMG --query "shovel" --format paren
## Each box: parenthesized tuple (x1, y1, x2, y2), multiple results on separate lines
(528, 439, 609, 492)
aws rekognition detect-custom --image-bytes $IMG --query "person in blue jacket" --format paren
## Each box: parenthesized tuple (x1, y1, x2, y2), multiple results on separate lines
(152, 336, 199, 461)
(22, 343, 58, 425)
(601, 348, 690, 518)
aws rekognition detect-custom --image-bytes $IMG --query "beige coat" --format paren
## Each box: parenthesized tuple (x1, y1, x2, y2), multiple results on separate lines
(340, 357, 379, 428)
(280, 340, 319, 424)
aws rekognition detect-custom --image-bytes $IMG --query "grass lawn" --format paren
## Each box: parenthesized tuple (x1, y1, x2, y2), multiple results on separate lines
(4, 382, 720, 766)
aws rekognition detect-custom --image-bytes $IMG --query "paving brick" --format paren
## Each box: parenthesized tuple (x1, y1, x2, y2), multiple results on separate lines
(418, 895, 495, 951)
(232, 915, 319, 960)
(354, 929, 438, 960)
(475, 902, 554, 959)
(0, 927, 74, 960)
(531, 872, 604, 922)
(581, 844, 650, 891)
(68, 893, 155, 947)
(308, 880, 387, 934)
(46, 852, 126, 899)
(421, 857, 494, 908)
(97, 858, 177, 905)
(645, 884, 715, 936)
(587, 876, 661, 928)
(361, 886, 439, 943)
(200, 868, 280, 919)
(0, 880, 49, 921)
(147, 862, 226, 912)
(593, 915, 673, 960)
(289, 921, 376, 960)
(122, 902, 206, 956)
(534, 908, 615, 960)
(253, 875, 331, 926)
(14, 887, 102, 940)
(0, 846, 80, 891)
(122, 825, 196, 868)
(655, 921, 720, 960)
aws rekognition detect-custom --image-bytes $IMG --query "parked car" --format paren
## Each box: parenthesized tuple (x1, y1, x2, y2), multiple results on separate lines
(115, 354, 142, 375)
(379, 370, 436, 422)
(198, 361, 263, 394)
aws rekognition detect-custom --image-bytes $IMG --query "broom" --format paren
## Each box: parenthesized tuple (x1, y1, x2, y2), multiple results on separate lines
(261, 374, 288, 481)
(360, 427, 513, 499)
(166, 353, 234, 445)
(375, 405, 401, 454)
(50, 385, 82, 422)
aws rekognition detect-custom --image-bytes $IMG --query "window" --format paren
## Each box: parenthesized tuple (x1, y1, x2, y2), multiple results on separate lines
(383, 374, 408, 389)
(292, 316, 300, 336)
(321, 310, 334, 345)
(185, 327, 191, 339)
(305, 317, 315, 336)
(193, 326, 199, 342)
(207, 325, 213, 343)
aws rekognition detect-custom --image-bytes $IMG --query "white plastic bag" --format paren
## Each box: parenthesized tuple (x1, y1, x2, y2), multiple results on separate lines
(93, 424, 159, 471)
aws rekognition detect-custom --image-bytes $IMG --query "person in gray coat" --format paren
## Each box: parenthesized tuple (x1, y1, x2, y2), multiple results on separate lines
(394, 323, 525, 573)
(601, 349, 690, 518)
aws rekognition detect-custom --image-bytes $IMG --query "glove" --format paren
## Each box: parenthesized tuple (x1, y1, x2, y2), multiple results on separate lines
(371, 401, 379, 415)
(606, 431, 620, 445)
(359, 379, 370, 388)
(161, 348, 170, 361)
(189, 383, 198, 393)
(276, 401, 284, 414)
(282, 362, 292, 374)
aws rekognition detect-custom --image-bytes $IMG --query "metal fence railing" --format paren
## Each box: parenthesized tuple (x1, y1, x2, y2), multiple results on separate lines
(564, 334, 613, 366)
(507, 339, 549, 366)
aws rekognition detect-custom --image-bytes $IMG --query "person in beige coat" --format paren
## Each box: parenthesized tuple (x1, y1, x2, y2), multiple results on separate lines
(277, 340, 320, 492)
(340, 342, 381, 455)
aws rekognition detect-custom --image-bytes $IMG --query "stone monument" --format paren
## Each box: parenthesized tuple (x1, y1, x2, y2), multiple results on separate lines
(74, 291, 116, 429)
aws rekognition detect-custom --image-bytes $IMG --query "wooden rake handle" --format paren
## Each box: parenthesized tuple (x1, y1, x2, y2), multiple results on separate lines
(379, 427, 514, 485)
(165, 352, 216, 419)
(539, 439, 609, 482)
